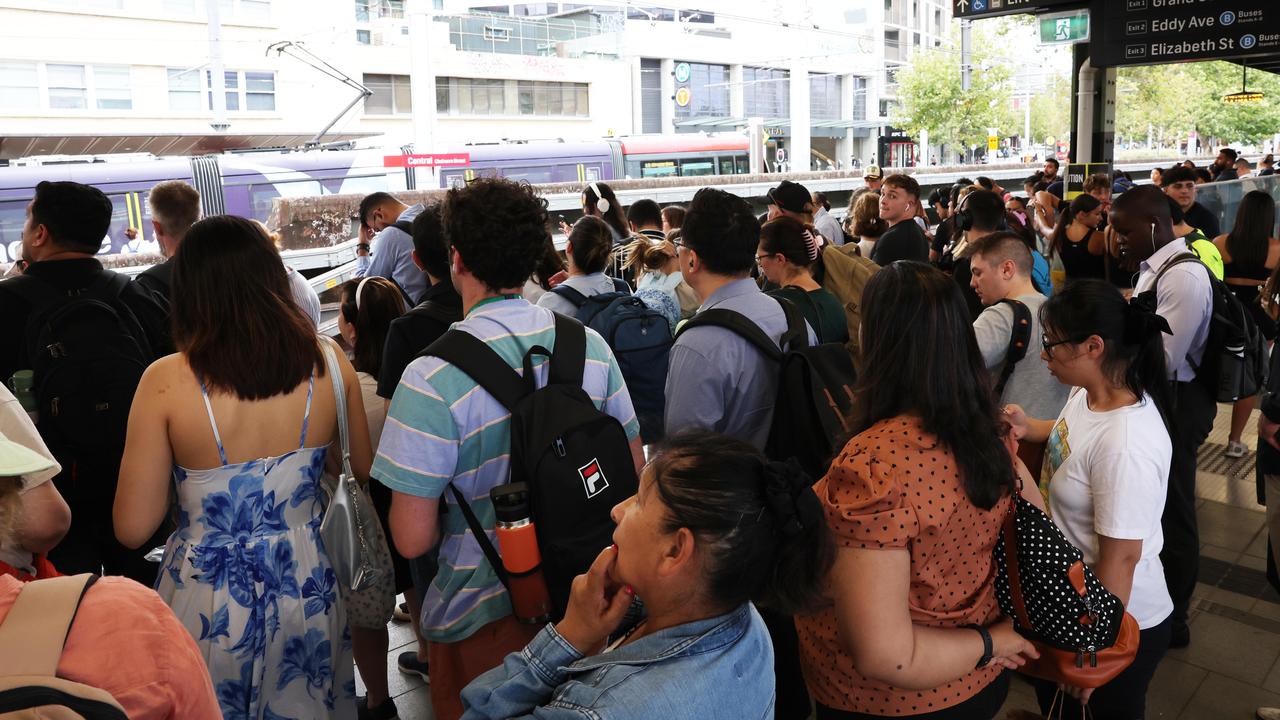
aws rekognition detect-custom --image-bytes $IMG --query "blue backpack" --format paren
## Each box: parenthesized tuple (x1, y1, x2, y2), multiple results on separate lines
(550, 283, 673, 444)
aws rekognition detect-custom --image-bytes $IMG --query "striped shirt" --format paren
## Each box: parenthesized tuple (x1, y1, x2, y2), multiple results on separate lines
(372, 297, 639, 643)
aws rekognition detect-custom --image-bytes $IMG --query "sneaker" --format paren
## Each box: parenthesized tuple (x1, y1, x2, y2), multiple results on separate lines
(357, 697, 399, 720)
(397, 651, 430, 683)
(1257, 709, 1280, 720)
(392, 601, 410, 623)
(1226, 440, 1249, 458)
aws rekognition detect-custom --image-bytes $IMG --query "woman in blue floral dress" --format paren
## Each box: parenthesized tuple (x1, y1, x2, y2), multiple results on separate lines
(115, 215, 372, 720)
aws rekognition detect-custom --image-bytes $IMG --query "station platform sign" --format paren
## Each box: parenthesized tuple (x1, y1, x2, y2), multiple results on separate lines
(1093, 0, 1276, 67)
(953, 0, 1078, 20)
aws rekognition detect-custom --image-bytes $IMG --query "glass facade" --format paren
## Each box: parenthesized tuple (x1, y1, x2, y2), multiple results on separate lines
(743, 66, 788, 117)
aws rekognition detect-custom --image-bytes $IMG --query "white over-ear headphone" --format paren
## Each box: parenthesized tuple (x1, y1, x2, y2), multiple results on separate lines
(355, 276, 372, 310)
(588, 182, 610, 214)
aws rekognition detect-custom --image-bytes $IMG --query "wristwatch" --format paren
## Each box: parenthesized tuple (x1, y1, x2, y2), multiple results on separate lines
(963, 624, 993, 669)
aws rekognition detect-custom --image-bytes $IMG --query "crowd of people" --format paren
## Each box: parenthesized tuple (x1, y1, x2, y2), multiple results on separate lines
(0, 148, 1276, 720)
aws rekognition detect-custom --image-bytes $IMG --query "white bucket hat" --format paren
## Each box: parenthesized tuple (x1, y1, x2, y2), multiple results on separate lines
(0, 431, 56, 478)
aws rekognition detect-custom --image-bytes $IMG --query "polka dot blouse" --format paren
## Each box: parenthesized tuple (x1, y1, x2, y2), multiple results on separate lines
(795, 416, 1013, 717)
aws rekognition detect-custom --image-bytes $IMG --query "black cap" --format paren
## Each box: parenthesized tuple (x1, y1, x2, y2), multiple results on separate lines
(767, 180, 812, 214)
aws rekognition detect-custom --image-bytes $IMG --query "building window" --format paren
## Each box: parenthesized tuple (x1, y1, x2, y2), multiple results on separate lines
(245, 71, 275, 110)
(743, 66, 788, 117)
(167, 68, 201, 111)
(197, 70, 275, 112)
(809, 74, 840, 122)
(218, 0, 272, 21)
(436, 77, 588, 117)
(47, 64, 87, 110)
(364, 73, 413, 114)
(356, 29, 371, 44)
(94, 65, 132, 110)
(206, 70, 240, 111)
(879, 99, 893, 117)
(0, 62, 38, 110)
(885, 67, 899, 86)
(851, 76, 867, 121)
(359, 0, 403, 18)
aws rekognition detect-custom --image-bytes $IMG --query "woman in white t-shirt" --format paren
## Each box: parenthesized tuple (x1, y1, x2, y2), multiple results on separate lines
(1004, 278, 1174, 720)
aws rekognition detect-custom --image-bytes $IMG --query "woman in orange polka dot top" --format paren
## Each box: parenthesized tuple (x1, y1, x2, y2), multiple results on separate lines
(796, 261, 1041, 719)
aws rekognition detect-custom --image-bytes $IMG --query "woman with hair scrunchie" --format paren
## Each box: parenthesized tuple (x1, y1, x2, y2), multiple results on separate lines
(758, 216, 849, 345)
(1005, 279, 1175, 720)
(460, 431, 834, 719)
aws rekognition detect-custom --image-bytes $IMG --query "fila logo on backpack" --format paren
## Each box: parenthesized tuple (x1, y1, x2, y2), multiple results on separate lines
(578, 459, 609, 498)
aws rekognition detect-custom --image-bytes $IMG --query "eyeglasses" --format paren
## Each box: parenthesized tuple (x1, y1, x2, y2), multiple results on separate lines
(755, 253, 775, 264)
(1042, 333, 1083, 358)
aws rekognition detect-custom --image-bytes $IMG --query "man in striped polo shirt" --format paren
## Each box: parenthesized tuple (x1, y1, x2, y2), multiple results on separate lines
(372, 178, 643, 720)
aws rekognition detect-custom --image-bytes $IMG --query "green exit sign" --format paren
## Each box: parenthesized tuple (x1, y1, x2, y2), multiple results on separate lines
(1039, 11, 1089, 45)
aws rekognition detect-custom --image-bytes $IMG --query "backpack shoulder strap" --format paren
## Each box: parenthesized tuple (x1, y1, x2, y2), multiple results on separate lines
(420, 329, 527, 410)
(611, 276, 631, 294)
(549, 285, 589, 308)
(994, 299, 1032, 396)
(0, 574, 98, 677)
(447, 484, 510, 592)
(390, 219, 414, 236)
(775, 296, 810, 350)
(677, 308, 785, 362)
(1, 272, 65, 308)
(1154, 253, 1205, 286)
(547, 312, 587, 387)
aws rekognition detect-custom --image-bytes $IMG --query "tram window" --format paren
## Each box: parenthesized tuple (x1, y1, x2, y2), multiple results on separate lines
(249, 180, 321, 221)
(641, 160, 678, 178)
(718, 156, 735, 175)
(736, 156, 749, 174)
(679, 158, 715, 177)
(503, 166, 555, 184)
(0, 199, 26, 263)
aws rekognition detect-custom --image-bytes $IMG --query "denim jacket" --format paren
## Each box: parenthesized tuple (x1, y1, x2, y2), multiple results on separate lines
(461, 603, 775, 720)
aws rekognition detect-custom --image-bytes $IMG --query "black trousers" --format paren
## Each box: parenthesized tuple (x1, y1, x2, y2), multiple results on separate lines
(1033, 616, 1173, 720)
(759, 607, 813, 720)
(47, 500, 162, 586)
(1161, 380, 1216, 626)
(815, 671, 1010, 720)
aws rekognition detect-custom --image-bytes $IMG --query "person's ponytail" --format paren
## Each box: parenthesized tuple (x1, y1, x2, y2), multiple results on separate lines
(1123, 301, 1174, 428)
(650, 432, 834, 616)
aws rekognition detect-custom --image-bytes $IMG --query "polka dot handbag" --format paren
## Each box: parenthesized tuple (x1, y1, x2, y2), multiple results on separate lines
(993, 485, 1140, 689)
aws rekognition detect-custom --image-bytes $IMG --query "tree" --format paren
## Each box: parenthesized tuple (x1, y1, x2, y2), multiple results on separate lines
(890, 41, 1013, 154)
(1185, 61, 1280, 146)
(1028, 72, 1070, 147)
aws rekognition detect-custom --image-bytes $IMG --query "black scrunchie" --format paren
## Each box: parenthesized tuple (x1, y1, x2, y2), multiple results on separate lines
(1123, 301, 1172, 346)
(762, 458, 823, 538)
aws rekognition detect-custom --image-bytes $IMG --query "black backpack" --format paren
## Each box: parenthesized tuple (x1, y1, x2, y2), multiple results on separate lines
(550, 282, 672, 444)
(676, 298, 858, 479)
(5, 273, 153, 496)
(1139, 253, 1268, 402)
(423, 313, 638, 619)
(993, 299, 1032, 398)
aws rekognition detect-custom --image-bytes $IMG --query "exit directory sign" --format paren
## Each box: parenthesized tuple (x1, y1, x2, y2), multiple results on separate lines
(1039, 10, 1090, 44)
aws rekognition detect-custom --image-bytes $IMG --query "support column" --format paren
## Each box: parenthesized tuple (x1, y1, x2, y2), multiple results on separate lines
(729, 64, 745, 120)
(788, 62, 810, 172)
(838, 73, 855, 170)
(630, 57, 644, 135)
(660, 58, 676, 134)
(1069, 43, 1117, 165)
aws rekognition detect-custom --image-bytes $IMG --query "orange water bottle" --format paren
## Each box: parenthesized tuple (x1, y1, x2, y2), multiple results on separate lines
(490, 482, 552, 624)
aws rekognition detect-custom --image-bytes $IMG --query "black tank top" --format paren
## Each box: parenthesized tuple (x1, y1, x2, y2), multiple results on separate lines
(1058, 233, 1107, 281)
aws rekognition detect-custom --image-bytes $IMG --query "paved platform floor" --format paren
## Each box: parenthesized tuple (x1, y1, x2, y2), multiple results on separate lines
(361, 403, 1278, 719)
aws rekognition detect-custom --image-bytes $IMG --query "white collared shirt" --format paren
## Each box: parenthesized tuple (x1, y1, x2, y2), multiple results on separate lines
(1134, 239, 1212, 382)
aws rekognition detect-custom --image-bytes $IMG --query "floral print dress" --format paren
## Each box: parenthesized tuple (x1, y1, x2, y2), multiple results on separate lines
(154, 373, 355, 720)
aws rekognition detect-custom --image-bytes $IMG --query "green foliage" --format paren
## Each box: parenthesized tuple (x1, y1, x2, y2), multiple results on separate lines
(1115, 61, 1280, 147)
(1029, 73, 1071, 146)
(890, 41, 1013, 150)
